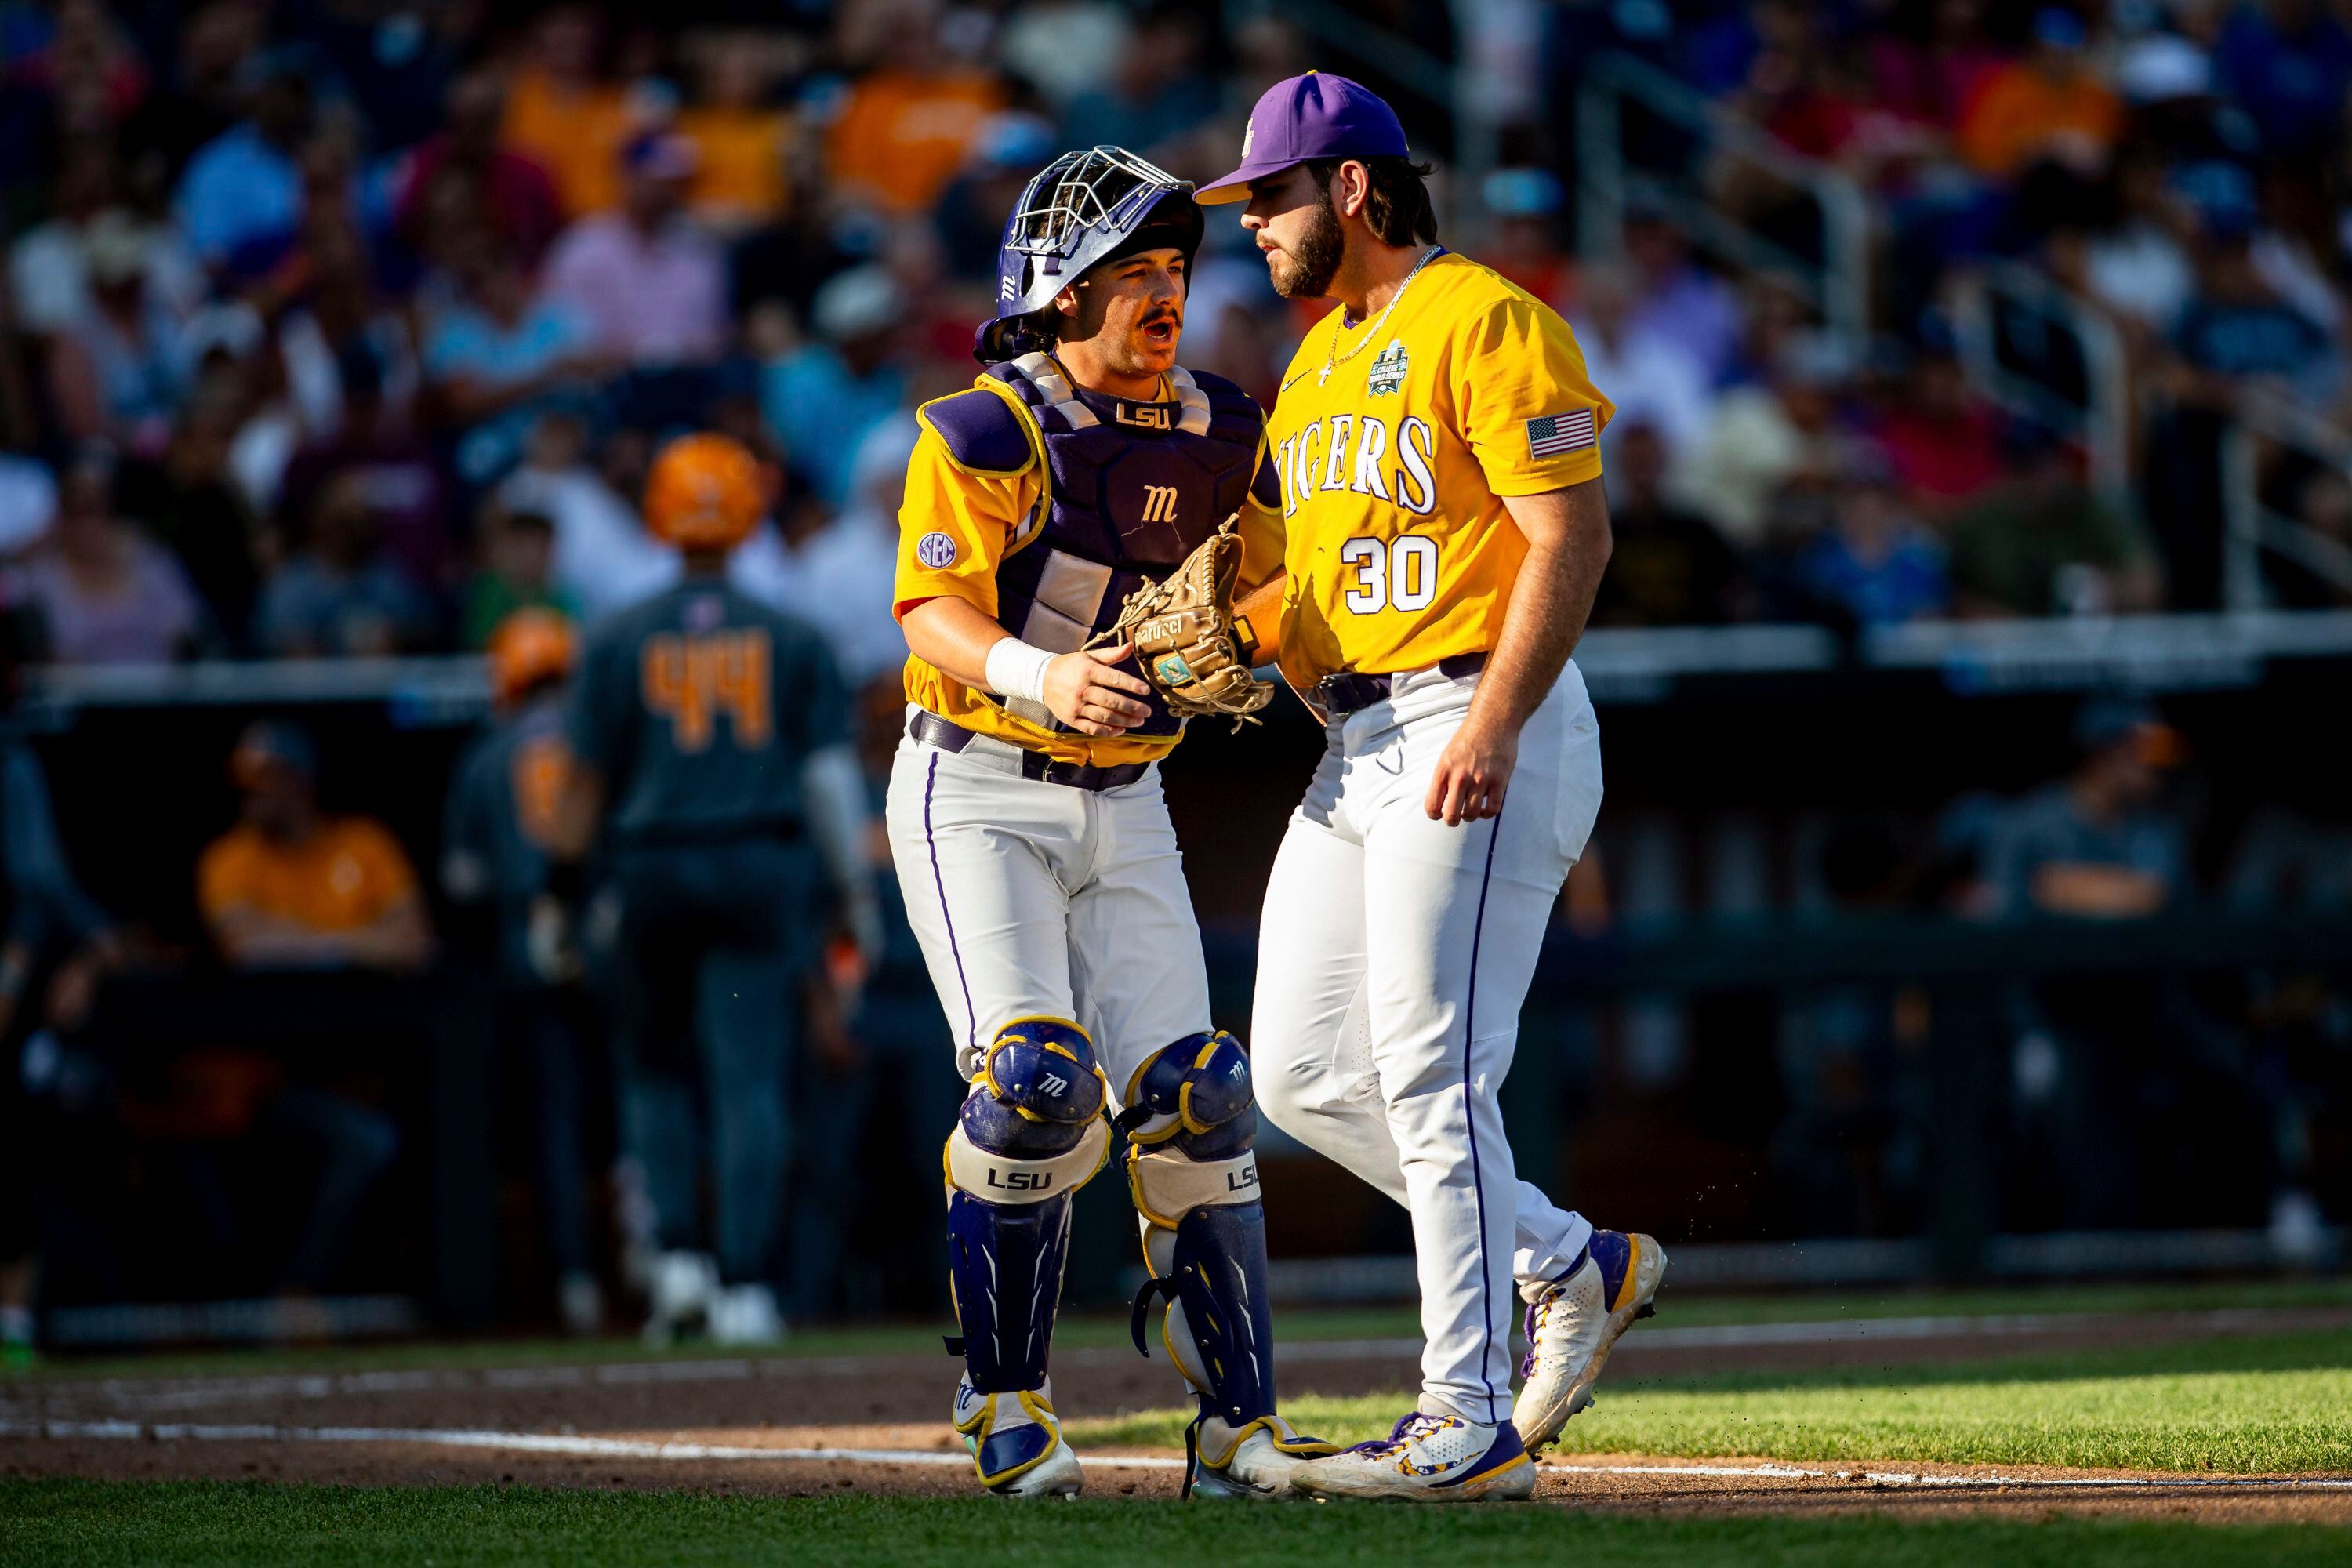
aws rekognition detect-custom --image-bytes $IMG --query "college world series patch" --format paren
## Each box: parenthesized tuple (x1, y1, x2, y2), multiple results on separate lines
(1367, 339, 1410, 396)
(916, 532, 958, 568)
(1526, 408, 1598, 459)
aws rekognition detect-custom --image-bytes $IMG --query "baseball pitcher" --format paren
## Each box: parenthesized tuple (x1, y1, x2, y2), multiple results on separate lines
(884, 147, 1334, 1498)
(1199, 74, 1667, 1501)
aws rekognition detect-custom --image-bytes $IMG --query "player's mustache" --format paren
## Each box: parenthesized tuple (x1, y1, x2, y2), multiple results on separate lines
(1140, 307, 1182, 331)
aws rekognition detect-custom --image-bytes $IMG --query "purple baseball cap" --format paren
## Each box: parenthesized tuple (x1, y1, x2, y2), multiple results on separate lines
(1195, 71, 1409, 205)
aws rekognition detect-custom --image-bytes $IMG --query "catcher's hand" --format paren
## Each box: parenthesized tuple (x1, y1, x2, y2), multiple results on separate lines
(1096, 517, 1273, 728)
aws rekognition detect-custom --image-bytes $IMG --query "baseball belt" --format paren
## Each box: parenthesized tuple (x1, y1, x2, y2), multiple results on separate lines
(907, 710, 1154, 793)
(1312, 651, 1490, 718)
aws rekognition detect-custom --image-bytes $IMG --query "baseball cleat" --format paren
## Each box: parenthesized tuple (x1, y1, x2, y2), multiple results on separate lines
(953, 1376, 1084, 1497)
(1512, 1229, 1667, 1452)
(639, 1250, 719, 1347)
(706, 1282, 786, 1347)
(1287, 1411, 1535, 1502)
(1187, 1414, 1340, 1501)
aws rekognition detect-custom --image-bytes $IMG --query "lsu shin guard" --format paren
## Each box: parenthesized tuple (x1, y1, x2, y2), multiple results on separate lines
(942, 1018, 1110, 1398)
(1121, 1031, 1331, 1488)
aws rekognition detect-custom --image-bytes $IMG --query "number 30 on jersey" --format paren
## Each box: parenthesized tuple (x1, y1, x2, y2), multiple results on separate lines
(1341, 535, 1438, 614)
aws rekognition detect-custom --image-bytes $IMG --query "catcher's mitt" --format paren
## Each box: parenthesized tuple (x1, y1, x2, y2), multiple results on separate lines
(1097, 517, 1272, 728)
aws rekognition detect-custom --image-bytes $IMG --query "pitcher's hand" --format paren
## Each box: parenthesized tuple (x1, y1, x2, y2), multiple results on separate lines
(1425, 718, 1518, 826)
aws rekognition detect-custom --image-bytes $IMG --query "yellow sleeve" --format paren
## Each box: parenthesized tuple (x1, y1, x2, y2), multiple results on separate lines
(892, 424, 1034, 621)
(1234, 433, 1286, 593)
(1455, 294, 1614, 496)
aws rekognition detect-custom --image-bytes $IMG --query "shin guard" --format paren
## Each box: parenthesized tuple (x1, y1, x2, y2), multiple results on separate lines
(1122, 1032, 1283, 1429)
(943, 1018, 1110, 1396)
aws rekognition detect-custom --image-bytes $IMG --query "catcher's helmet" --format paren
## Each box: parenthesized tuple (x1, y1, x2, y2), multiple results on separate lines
(644, 432, 766, 552)
(977, 144, 1203, 364)
(488, 606, 578, 706)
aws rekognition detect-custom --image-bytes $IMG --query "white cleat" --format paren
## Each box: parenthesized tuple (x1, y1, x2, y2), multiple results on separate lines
(707, 1283, 787, 1347)
(1187, 1414, 1340, 1501)
(1288, 1412, 1536, 1503)
(1512, 1229, 1667, 1452)
(953, 1376, 1084, 1497)
(640, 1250, 720, 1347)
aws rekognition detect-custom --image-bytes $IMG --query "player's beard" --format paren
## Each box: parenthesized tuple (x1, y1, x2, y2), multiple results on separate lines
(1269, 191, 1345, 301)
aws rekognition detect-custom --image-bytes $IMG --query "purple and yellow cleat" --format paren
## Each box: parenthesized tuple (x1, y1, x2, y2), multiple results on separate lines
(1512, 1229, 1667, 1452)
(1287, 1412, 1536, 1502)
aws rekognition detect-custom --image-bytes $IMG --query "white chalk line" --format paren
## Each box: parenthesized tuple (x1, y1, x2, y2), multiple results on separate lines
(5, 1418, 2350, 1493)
(15, 1305, 2344, 1420)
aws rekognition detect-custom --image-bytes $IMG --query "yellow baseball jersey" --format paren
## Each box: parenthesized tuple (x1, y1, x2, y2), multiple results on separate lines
(893, 369, 1285, 766)
(1265, 251, 1613, 688)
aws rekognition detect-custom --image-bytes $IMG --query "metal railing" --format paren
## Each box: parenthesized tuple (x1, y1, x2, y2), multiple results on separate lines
(1949, 263, 2132, 503)
(21, 612, 2352, 726)
(1575, 51, 1873, 347)
(2218, 388, 2352, 610)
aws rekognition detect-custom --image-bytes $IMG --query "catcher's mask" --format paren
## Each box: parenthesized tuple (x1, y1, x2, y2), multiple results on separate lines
(977, 145, 1203, 364)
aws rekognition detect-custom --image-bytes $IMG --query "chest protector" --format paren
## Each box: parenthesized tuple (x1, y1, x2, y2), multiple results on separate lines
(928, 352, 1265, 737)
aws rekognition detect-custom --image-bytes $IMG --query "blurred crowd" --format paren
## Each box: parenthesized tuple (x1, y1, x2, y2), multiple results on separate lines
(0, 1, 2348, 680)
(1560, 0, 2352, 618)
(0, 0, 1327, 680)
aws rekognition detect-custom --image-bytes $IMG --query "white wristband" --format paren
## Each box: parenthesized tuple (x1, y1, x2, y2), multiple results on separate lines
(984, 636, 1055, 705)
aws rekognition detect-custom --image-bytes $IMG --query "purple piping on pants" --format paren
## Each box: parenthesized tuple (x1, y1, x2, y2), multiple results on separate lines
(1461, 804, 1504, 1423)
(923, 752, 978, 1051)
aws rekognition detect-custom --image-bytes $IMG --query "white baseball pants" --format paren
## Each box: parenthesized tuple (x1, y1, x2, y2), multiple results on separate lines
(1253, 662, 1603, 1425)
(884, 718, 1212, 1092)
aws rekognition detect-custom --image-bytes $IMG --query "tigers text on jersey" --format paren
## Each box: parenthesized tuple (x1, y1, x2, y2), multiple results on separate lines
(1265, 251, 1613, 688)
(893, 366, 1284, 768)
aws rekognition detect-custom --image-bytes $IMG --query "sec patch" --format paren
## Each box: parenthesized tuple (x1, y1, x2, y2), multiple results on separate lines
(915, 532, 958, 568)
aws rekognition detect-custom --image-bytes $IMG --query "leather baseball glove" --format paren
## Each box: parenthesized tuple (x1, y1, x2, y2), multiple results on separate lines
(1098, 517, 1272, 728)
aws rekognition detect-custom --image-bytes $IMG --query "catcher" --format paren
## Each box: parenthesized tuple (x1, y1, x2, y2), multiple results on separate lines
(883, 144, 1326, 1500)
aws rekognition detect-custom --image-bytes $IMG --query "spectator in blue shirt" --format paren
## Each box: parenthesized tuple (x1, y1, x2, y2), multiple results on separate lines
(1796, 456, 1950, 626)
(2214, 0, 2352, 163)
(173, 56, 312, 267)
(422, 228, 604, 485)
(2172, 230, 2337, 405)
(760, 265, 909, 508)
(252, 469, 434, 655)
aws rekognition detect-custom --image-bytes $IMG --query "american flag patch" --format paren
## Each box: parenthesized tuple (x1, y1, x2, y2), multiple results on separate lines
(1526, 408, 1597, 459)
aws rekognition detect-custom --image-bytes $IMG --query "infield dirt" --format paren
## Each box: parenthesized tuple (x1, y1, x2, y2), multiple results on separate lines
(6, 1305, 2349, 1524)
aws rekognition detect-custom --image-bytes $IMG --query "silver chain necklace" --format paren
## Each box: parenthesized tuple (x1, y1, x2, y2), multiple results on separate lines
(1318, 246, 1442, 387)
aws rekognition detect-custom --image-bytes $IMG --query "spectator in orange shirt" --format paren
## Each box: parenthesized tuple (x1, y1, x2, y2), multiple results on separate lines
(1956, 9, 2122, 180)
(498, 5, 633, 217)
(198, 721, 431, 972)
(678, 36, 793, 231)
(825, 11, 1004, 216)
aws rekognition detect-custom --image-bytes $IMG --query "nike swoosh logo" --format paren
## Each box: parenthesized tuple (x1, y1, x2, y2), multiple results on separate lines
(1281, 369, 1316, 392)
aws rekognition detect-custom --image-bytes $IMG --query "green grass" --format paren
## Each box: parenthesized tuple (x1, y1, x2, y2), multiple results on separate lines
(17, 1276, 2350, 1385)
(4, 1482, 2349, 1568)
(1069, 1327, 2352, 1474)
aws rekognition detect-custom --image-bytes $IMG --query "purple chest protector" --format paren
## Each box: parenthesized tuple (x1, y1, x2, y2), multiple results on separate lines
(923, 351, 1272, 738)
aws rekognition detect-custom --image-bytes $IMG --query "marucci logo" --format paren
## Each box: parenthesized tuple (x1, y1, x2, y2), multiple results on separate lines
(1139, 485, 1179, 524)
